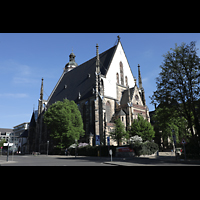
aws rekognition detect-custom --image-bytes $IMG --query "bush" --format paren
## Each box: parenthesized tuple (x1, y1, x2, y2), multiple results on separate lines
(69, 145, 117, 157)
(68, 142, 159, 157)
(132, 141, 158, 156)
(132, 141, 143, 156)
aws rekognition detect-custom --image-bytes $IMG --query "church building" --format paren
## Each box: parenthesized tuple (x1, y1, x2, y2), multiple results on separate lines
(28, 36, 150, 152)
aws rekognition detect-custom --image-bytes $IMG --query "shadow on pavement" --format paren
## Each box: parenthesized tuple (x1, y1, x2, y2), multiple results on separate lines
(56, 155, 200, 165)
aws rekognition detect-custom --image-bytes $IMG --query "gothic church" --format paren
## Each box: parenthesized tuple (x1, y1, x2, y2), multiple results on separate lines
(28, 36, 150, 152)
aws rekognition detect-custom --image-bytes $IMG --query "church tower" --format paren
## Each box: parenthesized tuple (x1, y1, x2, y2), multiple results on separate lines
(38, 78, 44, 116)
(64, 51, 78, 73)
(138, 64, 146, 106)
(94, 44, 100, 145)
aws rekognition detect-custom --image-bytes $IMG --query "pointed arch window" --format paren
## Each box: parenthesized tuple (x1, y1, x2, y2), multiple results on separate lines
(116, 73, 119, 84)
(125, 76, 128, 87)
(120, 61, 124, 85)
(100, 79, 104, 96)
(106, 101, 111, 122)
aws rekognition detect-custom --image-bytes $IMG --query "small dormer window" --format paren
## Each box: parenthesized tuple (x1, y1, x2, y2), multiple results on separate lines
(78, 92, 81, 99)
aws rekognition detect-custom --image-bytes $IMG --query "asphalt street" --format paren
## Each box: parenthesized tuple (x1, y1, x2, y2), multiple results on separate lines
(1, 154, 200, 166)
(0, 155, 114, 166)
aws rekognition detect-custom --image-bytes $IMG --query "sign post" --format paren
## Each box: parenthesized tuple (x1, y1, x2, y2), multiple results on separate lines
(172, 130, 177, 160)
(7, 142, 9, 162)
(181, 139, 187, 160)
(109, 149, 112, 162)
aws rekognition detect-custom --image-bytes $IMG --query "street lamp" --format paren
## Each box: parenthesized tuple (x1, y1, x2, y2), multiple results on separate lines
(75, 139, 77, 158)
(7, 141, 9, 162)
(47, 140, 49, 156)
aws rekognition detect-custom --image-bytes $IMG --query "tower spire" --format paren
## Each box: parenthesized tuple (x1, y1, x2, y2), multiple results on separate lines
(138, 64, 143, 89)
(96, 44, 100, 73)
(38, 78, 44, 116)
(138, 65, 146, 106)
(40, 78, 44, 101)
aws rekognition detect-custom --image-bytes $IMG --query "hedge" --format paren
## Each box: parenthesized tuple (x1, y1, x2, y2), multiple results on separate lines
(68, 145, 117, 157)
(67, 142, 158, 157)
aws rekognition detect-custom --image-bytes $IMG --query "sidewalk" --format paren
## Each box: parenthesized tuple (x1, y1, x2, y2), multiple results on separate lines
(104, 152, 200, 166)
(0, 160, 17, 165)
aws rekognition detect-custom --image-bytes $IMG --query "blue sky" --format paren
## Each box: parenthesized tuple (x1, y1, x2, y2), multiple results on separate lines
(1, 33, 200, 128)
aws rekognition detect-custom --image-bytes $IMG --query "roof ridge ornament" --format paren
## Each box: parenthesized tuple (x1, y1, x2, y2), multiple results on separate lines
(117, 35, 121, 41)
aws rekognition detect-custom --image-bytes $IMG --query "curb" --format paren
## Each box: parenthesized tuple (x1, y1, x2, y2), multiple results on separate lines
(104, 162, 124, 166)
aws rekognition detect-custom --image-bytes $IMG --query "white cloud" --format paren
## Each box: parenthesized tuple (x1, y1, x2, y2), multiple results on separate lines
(0, 93, 29, 98)
(143, 49, 154, 58)
(0, 60, 39, 85)
(142, 77, 149, 83)
(13, 77, 38, 84)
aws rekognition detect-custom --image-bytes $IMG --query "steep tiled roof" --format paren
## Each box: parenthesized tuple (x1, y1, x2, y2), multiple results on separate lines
(48, 44, 117, 106)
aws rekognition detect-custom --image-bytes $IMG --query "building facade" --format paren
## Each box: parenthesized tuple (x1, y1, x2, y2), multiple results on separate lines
(13, 122, 29, 153)
(30, 36, 150, 152)
(0, 128, 13, 142)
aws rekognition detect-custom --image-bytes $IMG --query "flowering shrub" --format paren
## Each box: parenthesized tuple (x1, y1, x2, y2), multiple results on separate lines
(130, 135, 142, 143)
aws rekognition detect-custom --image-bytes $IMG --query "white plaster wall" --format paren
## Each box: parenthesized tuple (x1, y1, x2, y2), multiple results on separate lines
(103, 42, 135, 99)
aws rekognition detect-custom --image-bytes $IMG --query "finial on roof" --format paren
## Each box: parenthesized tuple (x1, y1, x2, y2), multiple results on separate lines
(117, 35, 121, 41)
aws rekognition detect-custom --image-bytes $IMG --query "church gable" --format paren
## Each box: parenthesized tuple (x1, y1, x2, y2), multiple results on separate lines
(131, 86, 144, 107)
(102, 39, 135, 100)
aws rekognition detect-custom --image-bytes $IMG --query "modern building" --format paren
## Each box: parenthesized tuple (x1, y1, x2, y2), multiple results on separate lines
(0, 128, 13, 142)
(13, 122, 29, 153)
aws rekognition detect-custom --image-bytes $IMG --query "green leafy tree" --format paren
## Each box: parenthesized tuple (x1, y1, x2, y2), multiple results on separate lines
(0, 139, 6, 148)
(44, 99, 85, 150)
(129, 114, 155, 142)
(109, 118, 129, 146)
(150, 41, 200, 137)
(152, 104, 190, 148)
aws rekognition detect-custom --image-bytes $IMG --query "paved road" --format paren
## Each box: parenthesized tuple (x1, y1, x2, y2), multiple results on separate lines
(1, 155, 200, 166)
(0, 155, 114, 166)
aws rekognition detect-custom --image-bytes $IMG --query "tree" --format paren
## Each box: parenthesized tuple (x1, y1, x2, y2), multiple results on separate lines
(44, 99, 85, 150)
(152, 104, 190, 149)
(129, 114, 155, 142)
(150, 41, 200, 137)
(0, 139, 6, 148)
(109, 118, 129, 146)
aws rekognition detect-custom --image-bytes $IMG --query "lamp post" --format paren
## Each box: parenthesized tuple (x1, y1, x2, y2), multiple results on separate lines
(47, 140, 49, 156)
(75, 139, 77, 158)
(7, 141, 9, 162)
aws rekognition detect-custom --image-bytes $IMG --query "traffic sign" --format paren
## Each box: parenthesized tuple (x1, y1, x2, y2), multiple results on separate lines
(96, 135, 100, 145)
(181, 138, 187, 144)
(107, 137, 110, 146)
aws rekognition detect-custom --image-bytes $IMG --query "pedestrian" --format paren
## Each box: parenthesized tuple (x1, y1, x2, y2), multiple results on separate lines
(65, 148, 68, 156)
